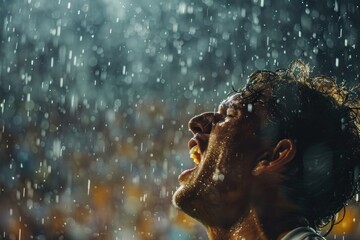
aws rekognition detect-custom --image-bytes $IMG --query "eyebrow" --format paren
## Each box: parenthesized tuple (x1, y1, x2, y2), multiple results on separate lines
(221, 92, 267, 111)
(218, 99, 242, 112)
(228, 102, 241, 109)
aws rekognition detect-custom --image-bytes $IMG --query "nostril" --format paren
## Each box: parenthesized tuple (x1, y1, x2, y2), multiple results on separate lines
(188, 121, 204, 134)
(192, 126, 203, 133)
(188, 112, 215, 134)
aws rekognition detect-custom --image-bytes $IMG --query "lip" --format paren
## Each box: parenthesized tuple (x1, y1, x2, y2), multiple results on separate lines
(178, 135, 209, 184)
(188, 134, 208, 154)
(178, 166, 197, 183)
(188, 138, 199, 151)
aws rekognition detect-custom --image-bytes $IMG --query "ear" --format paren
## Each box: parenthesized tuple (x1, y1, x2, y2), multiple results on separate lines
(252, 139, 296, 176)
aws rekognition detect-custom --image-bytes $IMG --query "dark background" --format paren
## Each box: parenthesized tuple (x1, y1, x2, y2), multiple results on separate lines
(0, 0, 359, 239)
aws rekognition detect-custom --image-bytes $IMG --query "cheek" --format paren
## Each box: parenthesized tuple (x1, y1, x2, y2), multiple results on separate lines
(222, 163, 248, 186)
(210, 125, 244, 148)
(212, 156, 249, 188)
(208, 171, 252, 209)
(213, 147, 256, 194)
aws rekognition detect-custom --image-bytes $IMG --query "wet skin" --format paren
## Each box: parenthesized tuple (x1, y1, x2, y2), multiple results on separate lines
(173, 93, 271, 226)
(172, 92, 302, 240)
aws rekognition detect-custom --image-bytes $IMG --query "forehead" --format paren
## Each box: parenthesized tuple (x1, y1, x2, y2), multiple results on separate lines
(218, 91, 271, 118)
(219, 92, 259, 109)
(220, 93, 244, 108)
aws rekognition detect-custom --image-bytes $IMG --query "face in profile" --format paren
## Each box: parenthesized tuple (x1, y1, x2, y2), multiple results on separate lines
(172, 92, 270, 228)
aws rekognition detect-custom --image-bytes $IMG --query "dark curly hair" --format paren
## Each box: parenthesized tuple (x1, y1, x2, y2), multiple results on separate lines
(237, 60, 360, 234)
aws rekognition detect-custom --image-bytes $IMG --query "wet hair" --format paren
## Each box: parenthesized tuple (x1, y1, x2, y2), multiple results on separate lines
(239, 60, 360, 232)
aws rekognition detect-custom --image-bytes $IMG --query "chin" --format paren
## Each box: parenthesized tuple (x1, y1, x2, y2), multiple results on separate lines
(172, 185, 246, 228)
(172, 185, 184, 209)
(172, 184, 195, 210)
(172, 184, 242, 228)
(172, 184, 206, 220)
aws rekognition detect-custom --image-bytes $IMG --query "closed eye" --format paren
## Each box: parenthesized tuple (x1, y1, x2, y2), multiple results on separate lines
(225, 108, 237, 119)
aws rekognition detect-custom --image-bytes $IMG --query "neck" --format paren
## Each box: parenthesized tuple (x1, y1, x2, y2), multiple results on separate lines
(206, 209, 267, 240)
(205, 205, 308, 240)
(203, 173, 309, 240)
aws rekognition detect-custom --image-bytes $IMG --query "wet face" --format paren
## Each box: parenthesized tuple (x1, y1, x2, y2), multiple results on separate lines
(172, 93, 270, 228)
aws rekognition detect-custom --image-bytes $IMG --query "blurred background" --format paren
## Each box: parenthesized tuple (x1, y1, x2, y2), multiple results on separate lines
(0, 0, 359, 239)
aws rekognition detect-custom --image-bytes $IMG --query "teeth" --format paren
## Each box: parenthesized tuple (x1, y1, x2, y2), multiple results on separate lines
(189, 145, 201, 165)
(189, 145, 199, 154)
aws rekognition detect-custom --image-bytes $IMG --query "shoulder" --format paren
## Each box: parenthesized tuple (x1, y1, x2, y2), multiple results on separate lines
(281, 227, 325, 240)
(302, 236, 325, 240)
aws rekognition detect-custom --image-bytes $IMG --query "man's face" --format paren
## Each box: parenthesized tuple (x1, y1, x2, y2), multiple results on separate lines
(172, 92, 270, 227)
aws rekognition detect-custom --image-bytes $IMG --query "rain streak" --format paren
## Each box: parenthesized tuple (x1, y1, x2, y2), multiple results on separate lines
(0, 0, 359, 239)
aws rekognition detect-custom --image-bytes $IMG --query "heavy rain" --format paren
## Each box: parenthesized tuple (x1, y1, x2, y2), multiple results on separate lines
(0, 0, 359, 239)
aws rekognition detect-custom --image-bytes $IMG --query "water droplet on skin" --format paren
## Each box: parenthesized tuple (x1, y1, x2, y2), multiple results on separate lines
(247, 104, 253, 112)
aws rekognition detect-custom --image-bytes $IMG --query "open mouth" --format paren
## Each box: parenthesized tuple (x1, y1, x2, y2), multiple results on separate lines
(178, 139, 203, 183)
(189, 145, 201, 165)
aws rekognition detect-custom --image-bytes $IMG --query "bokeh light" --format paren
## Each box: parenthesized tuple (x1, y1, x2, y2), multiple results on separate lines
(0, 0, 359, 239)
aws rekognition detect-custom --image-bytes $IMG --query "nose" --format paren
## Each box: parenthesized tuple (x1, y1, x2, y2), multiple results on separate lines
(188, 112, 221, 134)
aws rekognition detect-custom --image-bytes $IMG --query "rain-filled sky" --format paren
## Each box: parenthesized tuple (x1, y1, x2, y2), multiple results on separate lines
(0, 0, 359, 239)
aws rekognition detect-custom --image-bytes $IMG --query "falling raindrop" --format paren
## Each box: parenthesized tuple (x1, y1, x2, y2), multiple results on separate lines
(0, 0, 359, 239)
